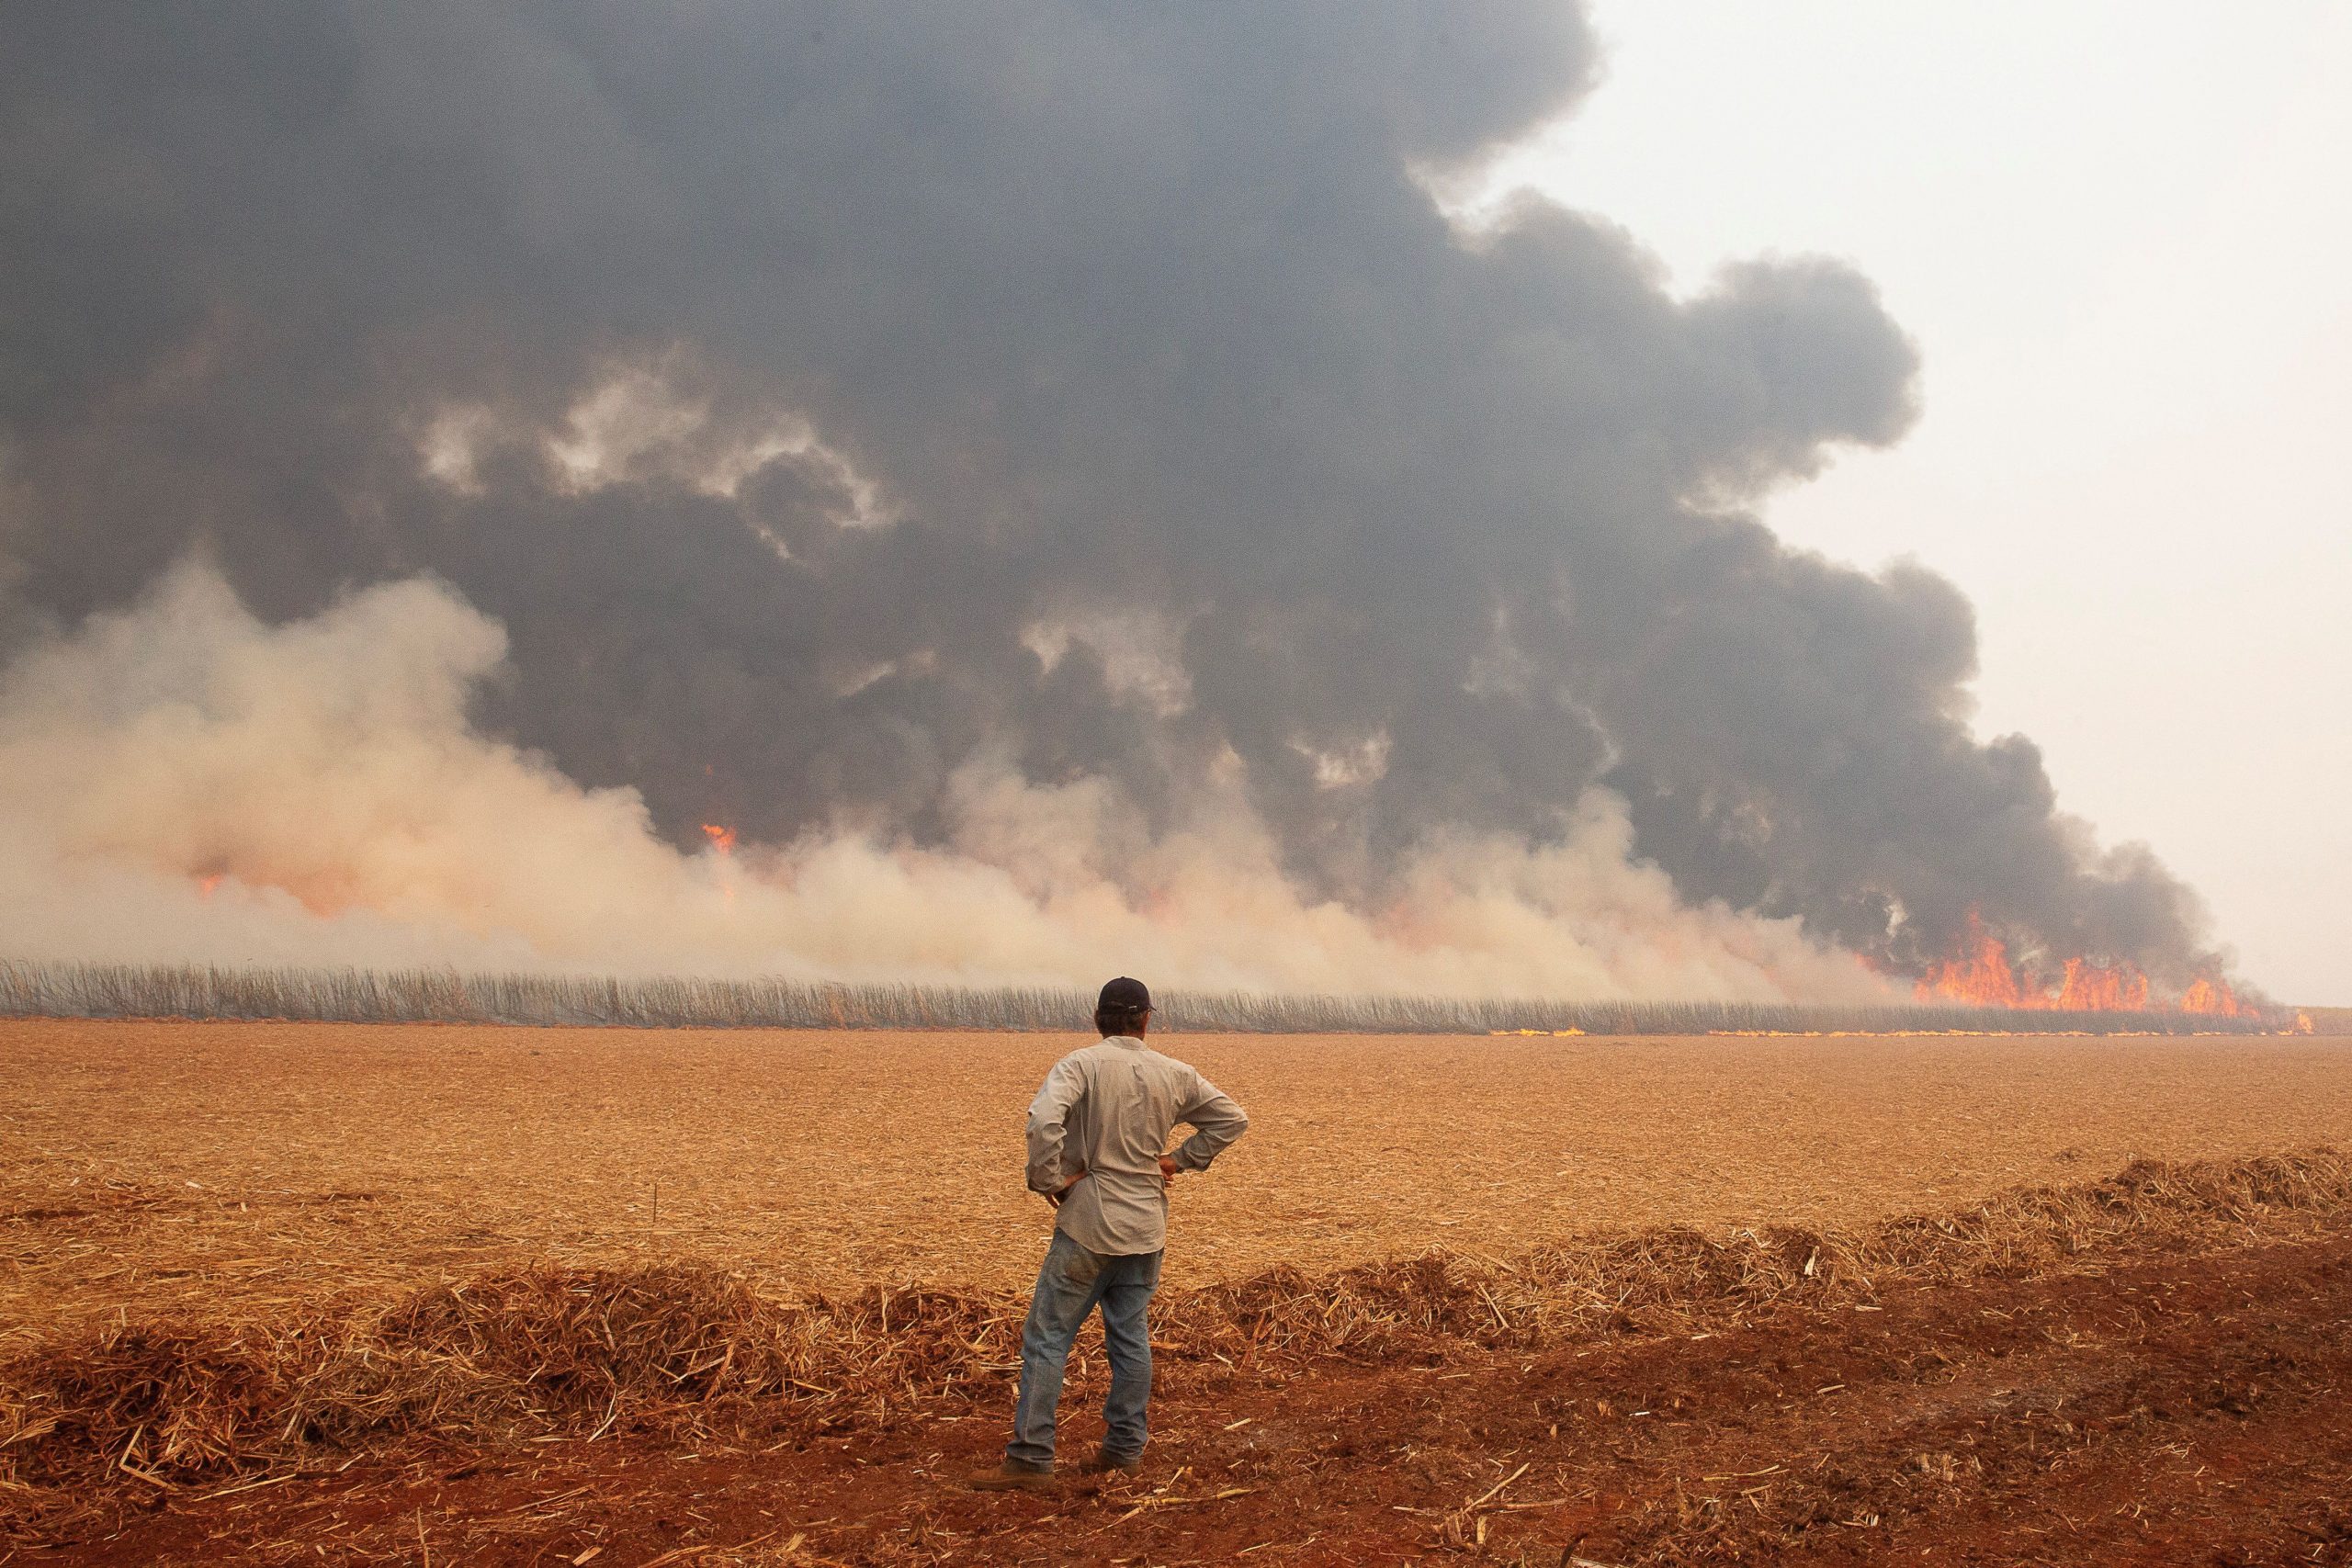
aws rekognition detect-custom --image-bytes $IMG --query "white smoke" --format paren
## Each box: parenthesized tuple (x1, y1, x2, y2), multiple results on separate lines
(0, 562, 1894, 1001)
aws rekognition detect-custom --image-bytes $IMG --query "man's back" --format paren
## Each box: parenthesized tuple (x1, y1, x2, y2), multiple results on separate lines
(1026, 1034, 1247, 1255)
(976, 977, 1248, 1488)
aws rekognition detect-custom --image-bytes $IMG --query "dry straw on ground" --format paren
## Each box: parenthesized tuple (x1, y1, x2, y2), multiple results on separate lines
(11, 1021, 2352, 1342)
(5, 1146, 2346, 1522)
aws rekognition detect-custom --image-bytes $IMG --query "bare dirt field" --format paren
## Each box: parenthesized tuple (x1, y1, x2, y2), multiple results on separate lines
(7, 1020, 2352, 1565)
(7, 1020, 2352, 1336)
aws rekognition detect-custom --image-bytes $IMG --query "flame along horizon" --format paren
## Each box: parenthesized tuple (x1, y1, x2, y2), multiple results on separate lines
(1915, 911, 2254, 1017)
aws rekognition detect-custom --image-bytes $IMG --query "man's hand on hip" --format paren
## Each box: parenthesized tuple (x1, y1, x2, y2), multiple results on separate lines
(1158, 1153, 1181, 1185)
(1046, 1168, 1086, 1207)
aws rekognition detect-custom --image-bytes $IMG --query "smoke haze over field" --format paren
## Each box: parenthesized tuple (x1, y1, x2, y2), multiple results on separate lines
(0, 3, 2233, 998)
(0, 562, 1881, 998)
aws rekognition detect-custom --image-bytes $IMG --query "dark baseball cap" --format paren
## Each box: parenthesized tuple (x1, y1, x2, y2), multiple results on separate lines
(1098, 976, 1152, 1013)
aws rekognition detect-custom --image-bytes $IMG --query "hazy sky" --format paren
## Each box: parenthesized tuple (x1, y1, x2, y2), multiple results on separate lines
(1478, 3, 2351, 1002)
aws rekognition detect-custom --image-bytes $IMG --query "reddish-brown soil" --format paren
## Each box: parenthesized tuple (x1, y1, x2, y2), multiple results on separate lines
(29, 1222, 2352, 1567)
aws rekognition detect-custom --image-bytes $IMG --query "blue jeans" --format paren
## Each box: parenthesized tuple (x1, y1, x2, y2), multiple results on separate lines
(1006, 1231, 1163, 1468)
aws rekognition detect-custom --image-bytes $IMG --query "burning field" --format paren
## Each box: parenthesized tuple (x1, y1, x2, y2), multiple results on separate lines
(0, 6, 2300, 1031)
(6, 1018, 2352, 1564)
(5, 8, 2345, 1562)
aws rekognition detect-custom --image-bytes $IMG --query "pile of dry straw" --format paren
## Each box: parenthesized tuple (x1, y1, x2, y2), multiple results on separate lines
(4, 1148, 2346, 1515)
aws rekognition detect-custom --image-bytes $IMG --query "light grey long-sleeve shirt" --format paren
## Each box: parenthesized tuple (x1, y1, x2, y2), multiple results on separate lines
(1025, 1034, 1249, 1256)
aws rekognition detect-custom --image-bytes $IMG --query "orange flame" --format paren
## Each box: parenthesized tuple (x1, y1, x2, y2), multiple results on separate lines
(196, 874, 223, 900)
(2178, 977, 2249, 1017)
(1915, 909, 2240, 1016)
(700, 824, 737, 856)
(2052, 955, 2149, 1012)
(1913, 912, 2030, 1008)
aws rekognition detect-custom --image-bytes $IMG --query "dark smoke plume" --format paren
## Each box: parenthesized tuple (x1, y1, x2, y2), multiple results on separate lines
(0, 2, 2231, 994)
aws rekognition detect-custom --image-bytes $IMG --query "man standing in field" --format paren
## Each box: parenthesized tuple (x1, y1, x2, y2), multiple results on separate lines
(972, 976, 1250, 1489)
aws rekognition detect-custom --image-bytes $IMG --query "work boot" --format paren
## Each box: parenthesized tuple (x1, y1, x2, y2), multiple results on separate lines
(968, 1459, 1057, 1492)
(1082, 1449, 1142, 1474)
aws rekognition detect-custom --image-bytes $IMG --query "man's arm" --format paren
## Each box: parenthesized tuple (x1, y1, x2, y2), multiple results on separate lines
(1024, 1054, 1090, 1200)
(1165, 1070, 1249, 1175)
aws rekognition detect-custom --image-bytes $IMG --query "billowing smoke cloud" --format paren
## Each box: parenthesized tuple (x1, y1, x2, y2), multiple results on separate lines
(0, 561, 1878, 998)
(0, 3, 2230, 997)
